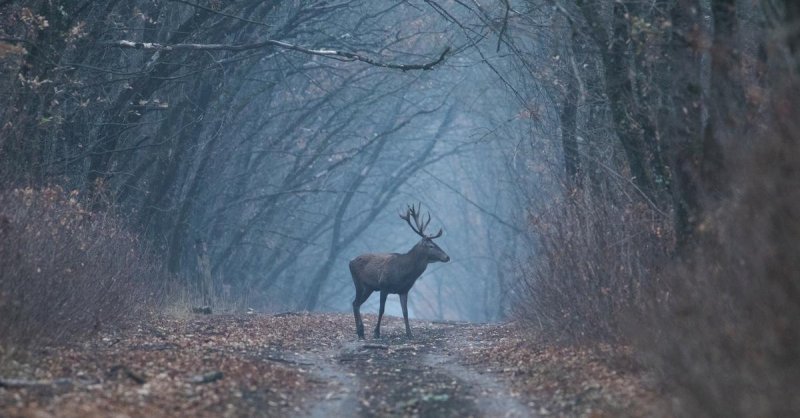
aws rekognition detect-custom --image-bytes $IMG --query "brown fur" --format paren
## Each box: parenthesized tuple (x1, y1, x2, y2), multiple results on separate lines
(350, 237, 449, 339)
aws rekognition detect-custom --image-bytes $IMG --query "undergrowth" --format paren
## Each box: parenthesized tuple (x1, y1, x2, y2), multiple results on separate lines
(0, 187, 160, 351)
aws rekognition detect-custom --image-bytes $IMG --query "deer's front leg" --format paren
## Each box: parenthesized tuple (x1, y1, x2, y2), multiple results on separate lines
(373, 290, 388, 339)
(353, 287, 372, 339)
(400, 292, 412, 338)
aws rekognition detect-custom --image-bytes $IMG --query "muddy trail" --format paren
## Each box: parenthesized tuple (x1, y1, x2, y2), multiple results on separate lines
(303, 321, 530, 418)
(0, 313, 664, 417)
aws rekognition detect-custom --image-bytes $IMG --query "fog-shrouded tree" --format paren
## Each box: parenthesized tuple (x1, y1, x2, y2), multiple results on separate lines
(0, 0, 532, 321)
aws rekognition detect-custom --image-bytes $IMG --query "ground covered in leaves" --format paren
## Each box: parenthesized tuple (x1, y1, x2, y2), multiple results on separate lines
(0, 313, 666, 417)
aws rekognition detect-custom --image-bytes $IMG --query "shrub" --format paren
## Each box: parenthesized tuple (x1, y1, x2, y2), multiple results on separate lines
(0, 186, 160, 349)
(514, 184, 671, 344)
(636, 123, 800, 417)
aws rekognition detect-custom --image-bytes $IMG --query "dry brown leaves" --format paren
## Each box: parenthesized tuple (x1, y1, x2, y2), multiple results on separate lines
(0, 313, 354, 418)
(453, 323, 670, 417)
(1, 314, 670, 418)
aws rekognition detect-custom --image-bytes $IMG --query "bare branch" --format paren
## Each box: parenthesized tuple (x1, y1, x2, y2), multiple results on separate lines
(105, 40, 450, 71)
(497, 0, 511, 52)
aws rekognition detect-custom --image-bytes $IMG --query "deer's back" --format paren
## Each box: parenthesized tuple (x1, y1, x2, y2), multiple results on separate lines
(349, 253, 399, 289)
(350, 252, 428, 294)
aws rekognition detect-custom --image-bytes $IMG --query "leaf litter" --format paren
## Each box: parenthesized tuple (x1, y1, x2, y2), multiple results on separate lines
(0, 314, 668, 417)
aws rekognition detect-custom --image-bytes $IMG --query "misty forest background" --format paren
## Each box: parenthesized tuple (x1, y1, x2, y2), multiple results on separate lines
(2, 0, 800, 415)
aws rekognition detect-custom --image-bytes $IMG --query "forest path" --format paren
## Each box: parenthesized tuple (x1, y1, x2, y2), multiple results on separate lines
(1, 313, 658, 417)
(300, 319, 532, 418)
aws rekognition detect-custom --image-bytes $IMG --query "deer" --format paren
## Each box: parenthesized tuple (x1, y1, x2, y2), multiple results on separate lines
(349, 203, 450, 339)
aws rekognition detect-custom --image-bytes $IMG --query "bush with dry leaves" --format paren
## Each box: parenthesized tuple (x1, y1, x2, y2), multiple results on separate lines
(0, 187, 160, 350)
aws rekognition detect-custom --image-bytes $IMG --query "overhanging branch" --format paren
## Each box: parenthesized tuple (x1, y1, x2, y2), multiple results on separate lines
(105, 40, 451, 71)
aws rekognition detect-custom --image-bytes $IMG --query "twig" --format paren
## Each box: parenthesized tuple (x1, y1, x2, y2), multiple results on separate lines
(0, 378, 71, 388)
(361, 343, 389, 350)
(109, 365, 146, 384)
(188, 371, 223, 384)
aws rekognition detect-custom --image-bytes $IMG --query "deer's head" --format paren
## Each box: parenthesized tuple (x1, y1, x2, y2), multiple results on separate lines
(400, 203, 450, 263)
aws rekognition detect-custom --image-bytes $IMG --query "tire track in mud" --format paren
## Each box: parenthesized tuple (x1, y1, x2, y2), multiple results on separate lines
(300, 319, 534, 418)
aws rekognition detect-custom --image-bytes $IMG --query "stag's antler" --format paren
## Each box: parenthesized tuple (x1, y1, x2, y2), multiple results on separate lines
(399, 203, 424, 237)
(399, 203, 442, 239)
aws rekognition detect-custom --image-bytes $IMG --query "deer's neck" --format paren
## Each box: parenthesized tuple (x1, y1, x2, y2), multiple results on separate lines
(399, 244, 428, 275)
(373, 245, 428, 293)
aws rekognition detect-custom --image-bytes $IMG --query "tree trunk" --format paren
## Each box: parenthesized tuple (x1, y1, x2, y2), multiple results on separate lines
(578, 0, 658, 200)
(664, 0, 706, 247)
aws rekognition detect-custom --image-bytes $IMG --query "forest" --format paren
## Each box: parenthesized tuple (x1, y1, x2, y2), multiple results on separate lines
(1, 0, 799, 417)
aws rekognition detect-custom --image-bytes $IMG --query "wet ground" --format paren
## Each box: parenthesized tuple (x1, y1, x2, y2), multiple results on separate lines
(301, 320, 531, 418)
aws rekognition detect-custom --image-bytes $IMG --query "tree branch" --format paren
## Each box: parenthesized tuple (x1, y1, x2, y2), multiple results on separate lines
(105, 40, 451, 71)
(497, 0, 511, 52)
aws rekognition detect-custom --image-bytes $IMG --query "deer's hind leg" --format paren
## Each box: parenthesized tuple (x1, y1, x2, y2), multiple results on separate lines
(352, 285, 373, 339)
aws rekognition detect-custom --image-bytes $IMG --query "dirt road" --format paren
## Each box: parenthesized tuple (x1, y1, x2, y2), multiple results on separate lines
(0, 313, 661, 417)
(300, 319, 531, 418)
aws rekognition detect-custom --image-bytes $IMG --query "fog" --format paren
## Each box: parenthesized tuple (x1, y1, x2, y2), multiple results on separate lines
(0, 1, 564, 322)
